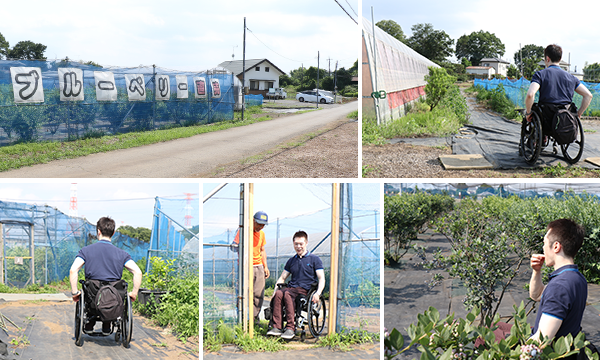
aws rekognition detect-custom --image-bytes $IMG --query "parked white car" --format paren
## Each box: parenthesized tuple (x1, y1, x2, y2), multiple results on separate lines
(296, 90, 334, 104)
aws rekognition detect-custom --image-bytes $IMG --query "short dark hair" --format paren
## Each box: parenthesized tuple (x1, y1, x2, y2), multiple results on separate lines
(547, 218, 584, 258)
(293, 230, 308, 242)
(97, 217, 116, 238)
(544, 44, 562, 63)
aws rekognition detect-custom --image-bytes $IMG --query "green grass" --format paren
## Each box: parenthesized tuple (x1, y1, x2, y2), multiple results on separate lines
(1, 109, 272, 172)
(347, 110, 358, 119)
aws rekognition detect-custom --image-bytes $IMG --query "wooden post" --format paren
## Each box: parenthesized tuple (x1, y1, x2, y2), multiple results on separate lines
(328, 183, 340, 334)
(30, 223, 35, 285)
(248, 183, 254, 338)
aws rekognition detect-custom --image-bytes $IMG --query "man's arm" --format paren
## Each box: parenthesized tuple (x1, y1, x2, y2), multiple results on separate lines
(69, 257, 85, 302)
(525, 82, 541, 119)
(575, 84, 593, 117)
(124, 259, 143, 301)
(312, 269, 325, 303)
(529, 254, 545, 301)
(531, 313, 563, 342)
(261, 244, 270, 279)
(276, 270, 290, 285)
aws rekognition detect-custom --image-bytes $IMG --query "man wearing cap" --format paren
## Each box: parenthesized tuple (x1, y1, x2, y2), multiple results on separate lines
(233, 211, 270, 321)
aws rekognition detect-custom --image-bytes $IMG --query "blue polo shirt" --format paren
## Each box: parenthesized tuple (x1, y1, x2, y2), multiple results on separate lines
(532, 264, 587, 339)
(76, 240, 133, 282)
(284, 253, 323, 291)
(532, 65, 581, 105)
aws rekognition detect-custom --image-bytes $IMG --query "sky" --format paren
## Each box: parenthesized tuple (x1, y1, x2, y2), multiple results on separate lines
(0, 181, 199, 229)
(1, 0, 359, 74)
(363, 0, 600, 74)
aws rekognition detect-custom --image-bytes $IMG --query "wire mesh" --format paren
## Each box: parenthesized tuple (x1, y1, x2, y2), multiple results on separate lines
(474, 78, 600, 114)
(245, 94, 264, 107)
(0, 59, 235, 146)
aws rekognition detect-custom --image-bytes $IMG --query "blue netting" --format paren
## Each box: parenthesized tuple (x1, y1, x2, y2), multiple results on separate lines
(148, 196, 199, 275)
(0, 59, 235, 146)
(0, 200, 147, 287)
(474, 78, 600, 114)
(244, 94, 263, 107)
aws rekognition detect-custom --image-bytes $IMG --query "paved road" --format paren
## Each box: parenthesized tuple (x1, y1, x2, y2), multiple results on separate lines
(0, 102, 357, 178)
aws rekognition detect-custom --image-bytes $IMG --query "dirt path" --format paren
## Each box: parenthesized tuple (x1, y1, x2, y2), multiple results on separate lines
(204, 342, 380, 360)
(0, 301, 197, 359)
(0, 102, 357, 178)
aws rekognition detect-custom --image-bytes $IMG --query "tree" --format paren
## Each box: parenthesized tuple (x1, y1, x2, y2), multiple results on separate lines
(405, 23, 454, 64)
(584, 62, 600, 82)
(424, 66, 456, 110)
(455, 30, 505, 66)
(513, 44, 544, 79)
(375, 20, 405, 43)
(7, 40, 47, 60)
(0, 32, 9, 59)
(117, 225, 152, 243)
(507, 64, 520, 79)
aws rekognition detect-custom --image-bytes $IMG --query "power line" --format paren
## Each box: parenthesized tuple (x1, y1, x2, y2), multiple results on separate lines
(246, 27, 312, 63)
(344, 0, 358, 17)
(333, 0, 358, 25)
(0, 194, 195, 203)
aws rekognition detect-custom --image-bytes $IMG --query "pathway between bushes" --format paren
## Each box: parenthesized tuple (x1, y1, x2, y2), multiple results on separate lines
(385, 230, 600, 359)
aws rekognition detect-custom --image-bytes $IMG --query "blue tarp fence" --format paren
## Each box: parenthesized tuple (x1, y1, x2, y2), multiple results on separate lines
(474, 78, 600, 115)
(0, 59, 235, 147)
(244, 94, 263, 107)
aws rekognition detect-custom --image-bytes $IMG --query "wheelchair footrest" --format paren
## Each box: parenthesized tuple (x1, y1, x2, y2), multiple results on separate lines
(84, 331, 112, 337)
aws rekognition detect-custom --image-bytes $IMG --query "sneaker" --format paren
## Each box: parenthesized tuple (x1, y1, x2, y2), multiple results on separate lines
(83, 322, 94, 335)
(102, 322, 111, 336)
(266, 328, 283, 336)
(280, 328, 295, 340)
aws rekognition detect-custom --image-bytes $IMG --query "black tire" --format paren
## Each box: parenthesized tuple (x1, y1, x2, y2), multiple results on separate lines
(298, 97, 304, 102)
(319, 98, 326, 104)
(122, 295, 133, 348)
(561, 116, 585, 164)
(307, 292, 326, 338)
(74, 292, 84, 347)
(520, 112, 543, 165)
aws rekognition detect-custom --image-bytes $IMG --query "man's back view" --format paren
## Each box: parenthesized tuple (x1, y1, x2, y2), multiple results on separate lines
(69, 217, 142, 335)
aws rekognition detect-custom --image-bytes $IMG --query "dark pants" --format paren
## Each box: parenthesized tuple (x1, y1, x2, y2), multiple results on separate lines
(271, 287, 308, 331)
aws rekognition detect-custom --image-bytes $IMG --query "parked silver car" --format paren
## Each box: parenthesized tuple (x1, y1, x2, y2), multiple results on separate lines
(296, 90, 334, 104)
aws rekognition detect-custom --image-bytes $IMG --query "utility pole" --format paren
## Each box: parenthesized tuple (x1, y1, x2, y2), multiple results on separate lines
(334, 61, 338, 103)
(327, 57, 332, 76)
(242, 17, 246, 121)
(316, 51, 320, 109)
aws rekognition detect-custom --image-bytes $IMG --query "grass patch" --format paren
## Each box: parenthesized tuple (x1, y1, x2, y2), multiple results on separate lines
(0, 110, 272, 172)
(204, 320, 286, 353)
(347, 110, 358, 119)
(317, 327, 379, 352)
(470, 84, 520, 120)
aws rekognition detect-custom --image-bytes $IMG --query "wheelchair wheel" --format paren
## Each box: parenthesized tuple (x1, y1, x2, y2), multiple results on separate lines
(561, 116, 585, 164)
(520, 112, 543, 165)
(74, 292, 84, 347)
(122, 295, 133, 348)
(307, 292, 326, 338)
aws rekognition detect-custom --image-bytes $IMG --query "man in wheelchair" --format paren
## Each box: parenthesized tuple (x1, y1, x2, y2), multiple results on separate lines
(266, 230, 325, 340)
(69, 217, 142, 336)
(525, 44, 592, 140)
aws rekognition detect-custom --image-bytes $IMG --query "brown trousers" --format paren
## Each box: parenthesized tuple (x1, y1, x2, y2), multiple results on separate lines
(253, 264, 265, 319)
(271, 286, 308, 331)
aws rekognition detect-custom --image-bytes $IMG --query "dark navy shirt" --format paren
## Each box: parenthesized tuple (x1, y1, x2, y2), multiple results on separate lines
(284, 252, 323, 291)
(532, 65, 581, 105)
(76, 240, 133, 282)
(532, 264, 587, 339)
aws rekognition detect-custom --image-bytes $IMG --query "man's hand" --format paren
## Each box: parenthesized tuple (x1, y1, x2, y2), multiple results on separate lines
(531, 254, 545, 272)
(72, 291, 81, 302)
(264, 267, 270, 279)
(128, 291, 137, 302)
(312, 292, 320, 304)
(526, 111, 533, 122)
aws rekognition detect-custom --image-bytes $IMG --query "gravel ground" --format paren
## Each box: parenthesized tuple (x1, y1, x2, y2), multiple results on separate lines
(203, 117, 358, 178)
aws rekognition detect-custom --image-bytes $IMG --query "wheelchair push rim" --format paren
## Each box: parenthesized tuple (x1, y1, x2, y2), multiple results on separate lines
(121, 295, 133, 348)
(307, 293, 326, 338)
(561, 116, 584, 164)
(74, 292, 85, 347)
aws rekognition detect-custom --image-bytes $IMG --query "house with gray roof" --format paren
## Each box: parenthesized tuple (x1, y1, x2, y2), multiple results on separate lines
(480, 57, 511, 77)
(218, 59, 286, 96)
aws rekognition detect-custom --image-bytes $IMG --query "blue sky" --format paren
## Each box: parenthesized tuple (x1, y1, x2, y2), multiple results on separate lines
(2, 0, 359, 74)
(0, 181, 199, 229)
(363, 0, 600, 74)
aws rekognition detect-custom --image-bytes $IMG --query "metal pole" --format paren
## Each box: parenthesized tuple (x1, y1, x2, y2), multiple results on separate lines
(152, 64, 156, 129)
(0, 223, 3, 285)
(30, 223, 35, 285)
(334, 61, 338, 104)
(203, 183, 228, 203)
(242, 17, 247, 121)
(371, 7, 381, 125)
(275, 218, 280, 281)
(237, 184, 245, 325)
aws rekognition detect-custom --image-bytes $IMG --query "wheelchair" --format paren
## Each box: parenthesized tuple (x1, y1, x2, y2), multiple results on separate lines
(74, 279, 133, 348)
(519, 103, 584, 165)
(265, 282, 326, 341)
